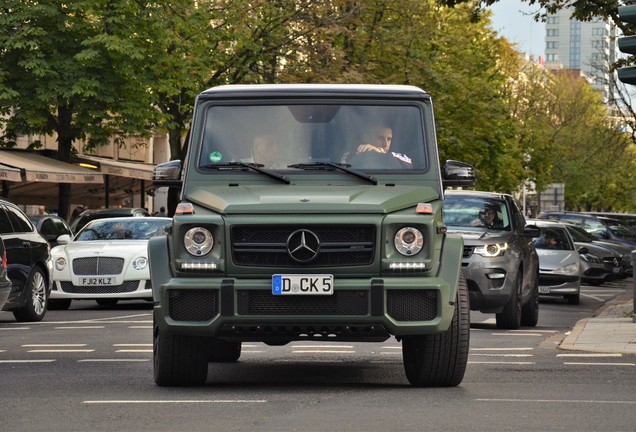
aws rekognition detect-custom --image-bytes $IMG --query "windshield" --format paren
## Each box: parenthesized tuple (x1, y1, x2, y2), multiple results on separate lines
(443, 195, 510, 231)
(533, 226, 573, 251)
(76, 219, 171, 241)
(565, 225, 597, 242)
(197, 104, 428, 172)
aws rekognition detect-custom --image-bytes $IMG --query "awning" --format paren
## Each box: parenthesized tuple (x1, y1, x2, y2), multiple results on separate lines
(0, 163, 22, 182)
(80, 155, 155, 181)
(0, 150, 103, 184)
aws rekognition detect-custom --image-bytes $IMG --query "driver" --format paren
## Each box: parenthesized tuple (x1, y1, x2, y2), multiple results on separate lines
(342, 124, 412, 167)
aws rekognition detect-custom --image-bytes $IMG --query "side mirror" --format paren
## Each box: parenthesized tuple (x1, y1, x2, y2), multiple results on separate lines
(442, 160, 476, 188)
(57, 234, 71, 245)
(577, 246, 589, 255)
(522, 225, 541, 238)
(153, 160, 183, 188)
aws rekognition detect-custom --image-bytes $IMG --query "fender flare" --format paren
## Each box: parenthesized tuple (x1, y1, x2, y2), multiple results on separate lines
(147, 235, 172, 303)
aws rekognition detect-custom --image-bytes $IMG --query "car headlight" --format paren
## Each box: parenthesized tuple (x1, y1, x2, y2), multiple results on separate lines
(580, 254, 601, 264)
(554, 262, 579, 275)
(394, 227, 424, 256)
(184, 227, 214, 256)
(132, 257, 148, 270)
(55, 257, 66, 271)
(474, 243, 508, 257)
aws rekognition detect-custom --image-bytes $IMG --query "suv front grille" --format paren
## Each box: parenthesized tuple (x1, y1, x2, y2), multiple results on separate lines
(387, 290, 437, 321)
(168, 289, 218, 321)
(463, 246, 474, 258)
(231, 225, 375, 267)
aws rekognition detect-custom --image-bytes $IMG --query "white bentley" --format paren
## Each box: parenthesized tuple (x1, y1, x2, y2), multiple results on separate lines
(48, 217, 171, 309)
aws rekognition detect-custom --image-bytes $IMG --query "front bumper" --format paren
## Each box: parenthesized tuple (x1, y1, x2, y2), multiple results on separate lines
(50, 279, 153, 299)
(461, 256, 517, 312)
(538, 273, 580, 295)
(153, 276, 456, 341)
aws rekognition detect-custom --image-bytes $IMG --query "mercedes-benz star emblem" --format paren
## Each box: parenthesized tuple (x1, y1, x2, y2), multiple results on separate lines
(287, 229, 320, 263)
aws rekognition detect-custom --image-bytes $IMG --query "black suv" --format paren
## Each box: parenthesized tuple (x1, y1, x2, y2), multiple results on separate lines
(444, 190, 540, 329)
(0, 198, 52, 321)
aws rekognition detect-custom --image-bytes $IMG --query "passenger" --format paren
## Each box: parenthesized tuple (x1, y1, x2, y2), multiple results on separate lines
(482, 204, 504, 229)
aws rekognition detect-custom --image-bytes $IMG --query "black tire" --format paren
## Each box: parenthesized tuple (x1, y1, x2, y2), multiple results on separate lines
(566, 293, 580, 305)
(96, 299, 119, 307)
(13, 267, 47, 322)
(520, 274, 539, 327)
(496, 271, 522, 330)
(402, 273, 470, 387)
(48, 299, 72, 310)
(209, 338, 242, 362)
(153, 317, 210, 386)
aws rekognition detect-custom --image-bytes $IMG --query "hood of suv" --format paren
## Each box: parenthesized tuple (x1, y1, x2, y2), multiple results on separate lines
(186, 184, 439, 214)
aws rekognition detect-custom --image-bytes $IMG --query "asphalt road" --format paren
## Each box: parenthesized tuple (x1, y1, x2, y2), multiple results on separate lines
(1, 279, 635, 432)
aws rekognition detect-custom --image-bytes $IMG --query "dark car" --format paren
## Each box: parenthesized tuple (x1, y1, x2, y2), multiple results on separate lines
(563, 223, 627, 282)
(0, 198, 52, 321)
(538, 211, 636, 250)
(0, 236, 12, 311)
(29, 214, 73, 247)
(444, 190, 541, 329)
(69, 207, 149, 234)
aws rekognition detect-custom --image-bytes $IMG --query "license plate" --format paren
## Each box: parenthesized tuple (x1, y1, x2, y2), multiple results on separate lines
(272, 274, 334, 295)
(76, 277, 116, 286)
(538, 286, 551, 294)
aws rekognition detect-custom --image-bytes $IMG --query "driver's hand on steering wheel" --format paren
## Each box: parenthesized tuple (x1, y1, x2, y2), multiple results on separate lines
(356, 144, 386, 154)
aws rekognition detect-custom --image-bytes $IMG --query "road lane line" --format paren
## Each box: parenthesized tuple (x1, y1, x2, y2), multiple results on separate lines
(563, 362, 635, 366)
(476, 398, 636, 404)
(113, 344, 152, 347)
(54, 326, 105, 330)
(0, 327, 30, 331)
(557, 353, 622, 357)
(291, 345, 354, 349)
(468, 361, 535, 365)
(469, 354, 533, 357)
(292, 350, 355, 354)
(83, 400, 267, 404)
(0, 360, 56, 363)
(471, 347, 533, 351)
(28, 349, 95, 353)
(23, 344, 87, 347)
(78, 359, 149, 362)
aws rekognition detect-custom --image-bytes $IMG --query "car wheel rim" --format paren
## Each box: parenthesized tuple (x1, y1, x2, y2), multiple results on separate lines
(31, 272, 46, 316)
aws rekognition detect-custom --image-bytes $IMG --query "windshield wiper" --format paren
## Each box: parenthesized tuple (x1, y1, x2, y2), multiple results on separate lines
(200, 162, 290, 184)
(287, 162, 378, 185)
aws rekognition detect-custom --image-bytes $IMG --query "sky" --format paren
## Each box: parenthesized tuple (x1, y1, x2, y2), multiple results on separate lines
(489, 0, 546, 59)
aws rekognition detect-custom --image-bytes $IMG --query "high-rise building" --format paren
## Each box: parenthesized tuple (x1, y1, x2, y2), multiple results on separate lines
(544, 7, 619, 102)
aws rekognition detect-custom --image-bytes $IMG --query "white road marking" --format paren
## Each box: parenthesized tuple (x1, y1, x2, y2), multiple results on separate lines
(292, 350, 355, 354)
(469, 354, 533, 357)
(128, 326, 152, 329)
(563, 362, 635, 366)
(291, 345, 354, 349)
(78, 359, 149, 363)
(557, 353, 622, 358)
(83, 400, 267, 404)
(54, 326, 105, 330)
(468, 361, 535, 365)
(28, 349, 95, 353)
(22, 344, 87, 347)
(115, 349, 152, 353)
(471, 347, 533, 351)
(113, 344, 152, 347)
(0, 359, 56, 363)
(476, 398, 636, 404)
(491, 333, 544, 337)
(0, 327, 30, 331)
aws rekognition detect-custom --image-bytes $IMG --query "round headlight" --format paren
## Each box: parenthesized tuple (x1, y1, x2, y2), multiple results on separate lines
(184, 227, 214, 256)
(132, 257, 148, 270)
(394, 227, 424, 256)
(55, 257, 66, 271)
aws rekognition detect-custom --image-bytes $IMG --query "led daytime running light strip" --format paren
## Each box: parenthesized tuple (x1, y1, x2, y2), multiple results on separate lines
(389, 262, 426, 270)
(180, 262, 217, 271)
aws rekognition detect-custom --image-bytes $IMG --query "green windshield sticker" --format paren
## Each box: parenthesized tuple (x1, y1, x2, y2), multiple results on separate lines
(209, 151, 223, 163)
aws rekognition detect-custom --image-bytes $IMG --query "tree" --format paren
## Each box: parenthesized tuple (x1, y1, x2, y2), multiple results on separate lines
(0, 1, 158, 219)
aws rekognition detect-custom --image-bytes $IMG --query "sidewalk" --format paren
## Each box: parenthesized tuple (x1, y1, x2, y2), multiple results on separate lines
(559, 286, 636, 354)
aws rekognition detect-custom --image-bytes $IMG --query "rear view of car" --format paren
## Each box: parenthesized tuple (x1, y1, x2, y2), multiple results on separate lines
(444, 190, 540, 329)
(49, 217, 171, 309)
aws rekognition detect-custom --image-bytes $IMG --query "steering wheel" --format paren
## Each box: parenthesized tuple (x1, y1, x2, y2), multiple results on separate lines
(348, 150, 404, 169)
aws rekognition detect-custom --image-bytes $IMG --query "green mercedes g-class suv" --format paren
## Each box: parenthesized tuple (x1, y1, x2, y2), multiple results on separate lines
(149, 84, 476, 387)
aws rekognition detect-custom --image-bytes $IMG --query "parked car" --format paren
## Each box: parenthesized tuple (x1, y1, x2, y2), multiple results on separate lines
(538, 211, 636, 250)
(444, 190, 541, 329)
(29, 214, 73, 247)
(49, 217, 171, 309)
(527, 219, 582, 305)
(0, 236, 11, 311)
(0, 198, 52, 321)
(69, 207, 149, 234)
(563, 223, 628, 282)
